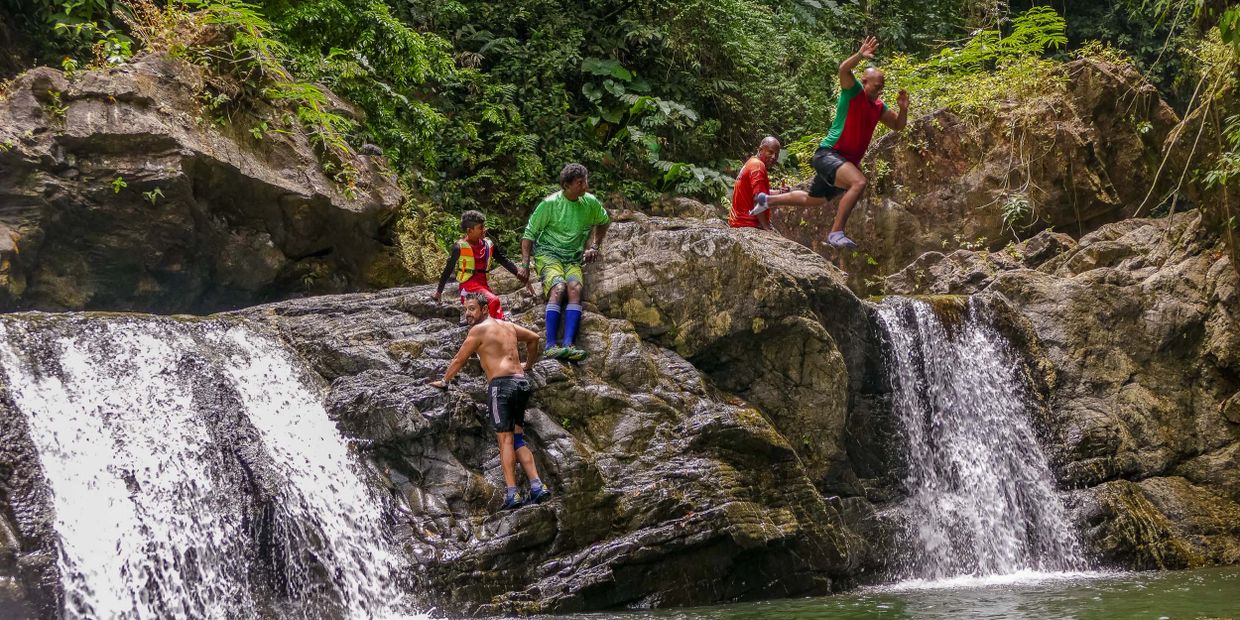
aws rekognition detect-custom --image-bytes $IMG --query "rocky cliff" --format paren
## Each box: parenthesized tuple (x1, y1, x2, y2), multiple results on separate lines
(772, 59, 1184, 295)
(235, 210, 884, 615)
(887, 210, 1240, 568)
(0, 54, 403, 313)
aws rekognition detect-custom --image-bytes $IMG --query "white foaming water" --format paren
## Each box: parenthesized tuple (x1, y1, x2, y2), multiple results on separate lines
(877, 298, 1086, 581)
(0, 317, 427, 619)
(218, 328, 412, 617)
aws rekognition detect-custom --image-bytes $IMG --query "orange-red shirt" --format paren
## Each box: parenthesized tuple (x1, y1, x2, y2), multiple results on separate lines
(729, 157, 770, 228)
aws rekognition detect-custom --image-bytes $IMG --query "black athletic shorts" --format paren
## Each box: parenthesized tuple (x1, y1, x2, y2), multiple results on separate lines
(488, 375, 533, 433)
(808, 147, 848, 199)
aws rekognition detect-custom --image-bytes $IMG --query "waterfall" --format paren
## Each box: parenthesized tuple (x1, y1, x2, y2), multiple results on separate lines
(0, 316, 422, 619)
(877, 297, 1086, 580)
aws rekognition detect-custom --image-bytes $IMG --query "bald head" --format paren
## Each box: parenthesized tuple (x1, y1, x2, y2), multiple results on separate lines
(756, 136, 781, 167)
(861, 67, 886, 100)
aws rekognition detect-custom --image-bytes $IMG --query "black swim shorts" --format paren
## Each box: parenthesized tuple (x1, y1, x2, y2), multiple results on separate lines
(487, 375, 533, 433)
(808, 147, 849, 200)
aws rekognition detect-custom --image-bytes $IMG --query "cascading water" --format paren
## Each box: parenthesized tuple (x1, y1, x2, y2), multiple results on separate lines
(877, 297, 1086, 581)
(0, 316, 422, 619)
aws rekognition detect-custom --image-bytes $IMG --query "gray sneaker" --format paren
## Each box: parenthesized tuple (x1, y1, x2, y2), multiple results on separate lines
(827, 231, 857, 249)
(749, 192, 770, 216)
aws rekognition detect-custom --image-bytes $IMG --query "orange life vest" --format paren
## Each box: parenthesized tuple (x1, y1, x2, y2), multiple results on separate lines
(455, 239, 494, 283)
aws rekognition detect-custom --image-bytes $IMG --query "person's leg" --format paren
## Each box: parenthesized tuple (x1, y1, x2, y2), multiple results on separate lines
(539, 257, 567, 353)
(497, 431, 517, 488)
(481, 286, 503, 320)
(545, 283, 566, 353)
(512, 379, 549, 503)
(766, 191, 830, 209)
(830, 161, 868, 234)
(561, 271, 584, 348)
(512, 424, 541, 483)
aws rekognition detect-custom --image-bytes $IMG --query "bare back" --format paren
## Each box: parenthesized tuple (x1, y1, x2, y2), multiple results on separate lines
(470, 319, 528, 381)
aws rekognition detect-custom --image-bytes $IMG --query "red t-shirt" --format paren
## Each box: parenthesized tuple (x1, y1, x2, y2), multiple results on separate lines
(820, 81, 886, 165)
(729, 157, 771, 228)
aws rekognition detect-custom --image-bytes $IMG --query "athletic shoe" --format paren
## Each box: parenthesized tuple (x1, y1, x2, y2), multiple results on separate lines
(827, 231, 858, 249)
(563, 347, 588, 362)
(749, 192, 770, 216)
(500, 493, 523, 511)
(545, 345, 568, 360)
(526, 487, 552, 505)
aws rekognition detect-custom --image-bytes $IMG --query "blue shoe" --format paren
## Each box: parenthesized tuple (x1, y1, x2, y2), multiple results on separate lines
(827, 231, 857, 249)
(525, 487, 552, 505)
(501, 493, 523, 511)
(750, 192, 770, 216)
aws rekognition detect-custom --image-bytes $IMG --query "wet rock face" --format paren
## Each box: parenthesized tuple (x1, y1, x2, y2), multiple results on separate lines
(898, 210, 1240, 568)
(0, 386, 58, 618)
(0, 53, 402, 313)
(238, 269, 867, 615)
(772, 59, 1181, 295)
(588, 212, 887, 495)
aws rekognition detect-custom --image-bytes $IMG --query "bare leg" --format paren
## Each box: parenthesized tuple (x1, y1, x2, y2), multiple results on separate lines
(496, 432, 517, 488)
(565, 281, 582, 304)
(830, 162, 868, 234)
(513, 424, 541, 482)
(767, 191, 830, 209)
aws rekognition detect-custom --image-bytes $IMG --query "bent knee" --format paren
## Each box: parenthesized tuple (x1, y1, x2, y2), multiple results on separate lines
(850, 176, 868, 191)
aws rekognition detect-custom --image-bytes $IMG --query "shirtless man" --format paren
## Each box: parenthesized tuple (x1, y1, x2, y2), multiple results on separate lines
(430, 292, 550, 509)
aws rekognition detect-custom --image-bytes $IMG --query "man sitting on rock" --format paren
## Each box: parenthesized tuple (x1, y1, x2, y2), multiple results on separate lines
(517, 163, 610, 362)
(430, 293, 551, 510)
(730, 136, 784, 230)
(751, 36, 909, 250)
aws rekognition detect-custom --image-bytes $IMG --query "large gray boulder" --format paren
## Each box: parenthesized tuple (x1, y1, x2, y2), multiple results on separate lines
(0, 53, 402, 313)
(587, 211, 883, 493)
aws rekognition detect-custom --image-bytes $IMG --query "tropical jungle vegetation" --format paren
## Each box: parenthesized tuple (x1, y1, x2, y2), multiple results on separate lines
(1, 0, 1235, 273)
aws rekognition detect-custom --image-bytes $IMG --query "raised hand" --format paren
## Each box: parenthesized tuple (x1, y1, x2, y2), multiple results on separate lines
(859, 36, 879, 59)
(897, 89, 909, 110)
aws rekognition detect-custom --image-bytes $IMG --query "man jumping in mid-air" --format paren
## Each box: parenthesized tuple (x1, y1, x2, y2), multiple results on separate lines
(752, 36, 909, 249)
(430, 293, 550, 510)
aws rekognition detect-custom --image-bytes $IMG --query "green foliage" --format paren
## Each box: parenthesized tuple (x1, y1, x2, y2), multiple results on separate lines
(883, 7, 1068, 120)
(1205, 115, 1240, 189)
(1001, 191, 1032, 234)
(110, 176, 127, 193)
(142, 186, 163, 205)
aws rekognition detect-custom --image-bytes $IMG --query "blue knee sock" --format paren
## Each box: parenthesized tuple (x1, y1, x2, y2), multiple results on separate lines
(544, 303, 561, 349)
(562, 304, 582, 347)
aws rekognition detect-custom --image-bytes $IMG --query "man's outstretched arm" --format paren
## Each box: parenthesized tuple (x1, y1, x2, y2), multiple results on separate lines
(514, 324, 542, 371)
(839, 36, 878, 90)
(430, 329, 481, 387)
(881, 89, 910, 131)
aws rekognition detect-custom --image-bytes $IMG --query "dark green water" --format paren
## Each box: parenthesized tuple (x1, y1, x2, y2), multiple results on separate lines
(552, 567, 1239, 620)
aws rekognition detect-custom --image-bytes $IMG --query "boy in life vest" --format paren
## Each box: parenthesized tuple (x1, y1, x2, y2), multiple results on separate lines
(433, 210, 527, 319)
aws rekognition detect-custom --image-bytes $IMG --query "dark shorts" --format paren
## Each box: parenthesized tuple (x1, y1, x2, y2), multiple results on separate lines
(809, 147, 849, 199)
(488, 375, 533, 433)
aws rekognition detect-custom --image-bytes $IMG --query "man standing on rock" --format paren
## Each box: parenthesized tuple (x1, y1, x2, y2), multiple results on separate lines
(730, 136, 783, 230)
(430, 293, 551, 510)
(518, 163, 610, 362)
(751, 36, 909, 250)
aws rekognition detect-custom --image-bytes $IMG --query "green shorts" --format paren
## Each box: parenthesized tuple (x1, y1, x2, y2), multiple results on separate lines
(534, 255, 583, 296)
